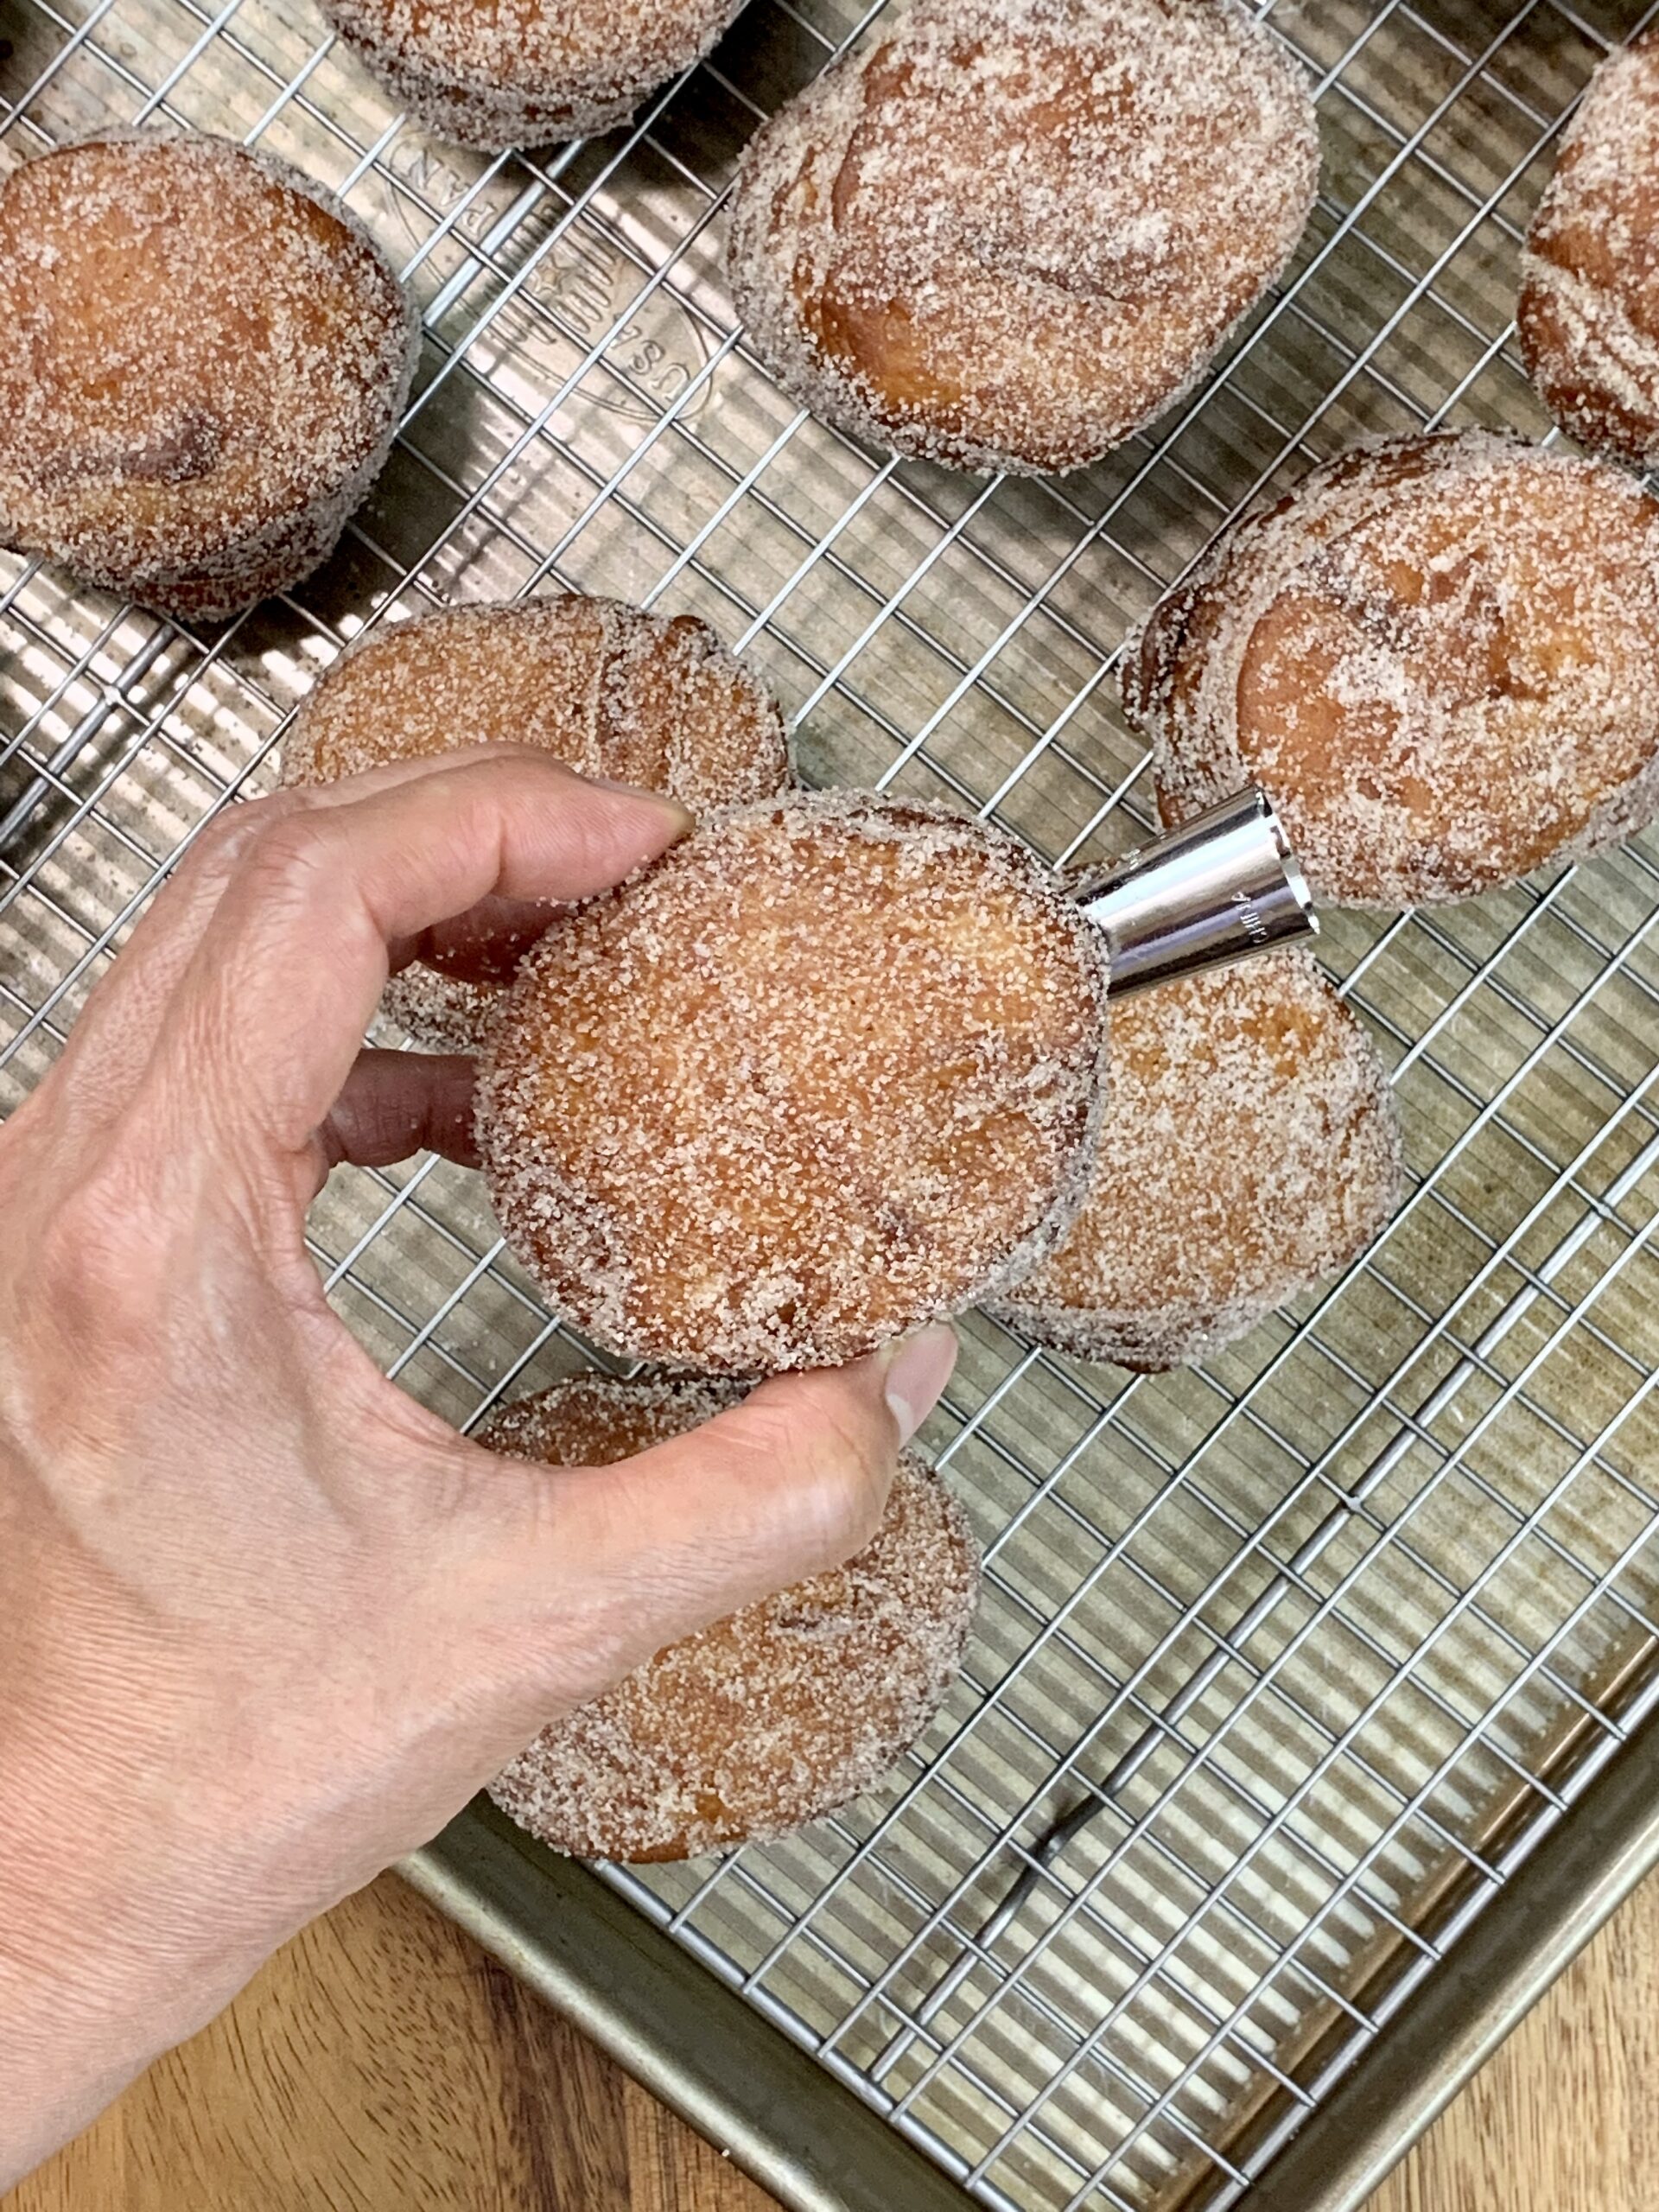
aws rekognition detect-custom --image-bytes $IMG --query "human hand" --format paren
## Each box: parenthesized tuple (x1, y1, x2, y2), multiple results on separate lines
(0, 749, 957, 2185)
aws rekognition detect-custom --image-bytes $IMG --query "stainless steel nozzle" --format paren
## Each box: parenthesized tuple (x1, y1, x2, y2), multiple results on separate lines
(1075, 787, 1318, 1001)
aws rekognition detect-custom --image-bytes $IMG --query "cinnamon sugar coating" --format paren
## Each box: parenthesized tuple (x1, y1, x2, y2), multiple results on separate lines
(727, 0, 1319, 474)
(1129, 431, 1659, 907)
(0, 132, 416, 620)
(283, 594, 791, 1048)
(988, 952, 1402, 1369)
(320, 0, 747, 151)
(477, 792, 1112, 1373)
(1518, 29, 1659, 471)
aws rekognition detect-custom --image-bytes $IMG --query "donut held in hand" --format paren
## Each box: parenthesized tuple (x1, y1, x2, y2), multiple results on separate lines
(477, 791, 1112, 1373)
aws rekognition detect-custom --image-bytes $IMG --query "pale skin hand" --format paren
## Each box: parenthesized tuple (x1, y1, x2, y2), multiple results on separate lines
(0, 750, 958, 2189)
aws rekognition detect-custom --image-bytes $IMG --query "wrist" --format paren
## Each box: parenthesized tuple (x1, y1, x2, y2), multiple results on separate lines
(0, 1690, 285, 2187)
(0, 1794, 168, 2190)
(0, 1939, 154, 2192)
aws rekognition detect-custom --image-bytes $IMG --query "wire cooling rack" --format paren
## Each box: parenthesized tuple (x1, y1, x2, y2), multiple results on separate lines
(7, 1, 1659, 2206)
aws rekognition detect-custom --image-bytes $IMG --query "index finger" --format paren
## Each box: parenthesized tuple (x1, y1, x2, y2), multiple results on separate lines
(143, 753, 690, 1172)
(30, 747, 633, 1153)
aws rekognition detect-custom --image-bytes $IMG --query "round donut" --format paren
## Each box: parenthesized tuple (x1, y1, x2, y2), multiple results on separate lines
(318, 0, 747, 151)
(1518, 30, 1659, 472)
(281, 594, 791, 1049)
(1128, 430, 1659, 908)
(987, 952, 1402, 1370)
(725, 0, 1319, 475)
(477, 791, 1112, 1373)
(0, 132, 416, 622)
(482, 1376, 981, 1861)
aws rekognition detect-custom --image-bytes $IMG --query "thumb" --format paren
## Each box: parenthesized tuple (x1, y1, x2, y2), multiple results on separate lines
(463, 1325, 961, 1706)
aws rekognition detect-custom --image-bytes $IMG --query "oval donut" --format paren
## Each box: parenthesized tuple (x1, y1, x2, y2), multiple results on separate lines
(281, 594, 791, 1050)
(987, 951, 1402, 1369)
(1128, 429, 1659, 907)
(1518, 29, 1659, 472)
(0, 132, 415, 621)
(483, 1376, 981, 1861)
(727, 0, 1319, 474)
(477, 791, 1112, 1373)
(319, 0, 747, 151)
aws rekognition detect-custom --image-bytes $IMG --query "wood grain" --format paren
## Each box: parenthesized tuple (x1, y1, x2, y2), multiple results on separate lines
(1364, 1863, 1659, 2212)
(7, 1867, 1657, 2211)
(3, 1878, 768, 2212)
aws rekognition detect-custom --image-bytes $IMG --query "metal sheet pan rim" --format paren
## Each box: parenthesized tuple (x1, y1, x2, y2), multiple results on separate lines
(406, 1713, 1659, 2212)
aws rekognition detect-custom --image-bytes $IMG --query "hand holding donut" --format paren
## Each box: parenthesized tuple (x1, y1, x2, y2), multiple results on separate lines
(0, 751, 957, 2189)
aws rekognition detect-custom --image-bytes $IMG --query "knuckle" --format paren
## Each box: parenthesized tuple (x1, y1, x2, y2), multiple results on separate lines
(36, 1172, 156, 1327)
(171, 791, 305, 888)
(26, 1176, 169, 1450)
(497, 1473, 665, 1692)
(810, 1445, 890, 1560)
(737, 1386, 890, 1562)
(227, 811, 347, 937)
(243, 809, 334, 890)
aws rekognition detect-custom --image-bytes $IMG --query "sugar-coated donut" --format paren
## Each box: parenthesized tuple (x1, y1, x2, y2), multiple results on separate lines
(477, 792, 1112, 1373)
(378, 969, 505, 1058)
(1129, 430, 1659, 907)
(482, 1376, 981, 1861)
(318, 0, 747, 151)
(726, 0, 1319, 475)
(0, 133, 416, 621)
(987, 952, 1401, 1369)
(281, 594, 791, 1049)
(1518, 30, 1659, 472)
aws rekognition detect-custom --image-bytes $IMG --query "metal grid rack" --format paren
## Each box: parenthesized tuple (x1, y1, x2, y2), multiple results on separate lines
(5, 0, 1659, 2205)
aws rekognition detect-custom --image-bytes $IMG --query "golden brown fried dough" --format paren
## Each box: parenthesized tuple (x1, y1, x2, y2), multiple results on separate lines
(0, 133, 415, 620)
(727, 0, 1319, 474)
(988, 952, 1401, 1368)
(319, 0, 746, 150)
(282, 594, 791, 1048)
(1518, 30, 1659, 471)
(478, 792, 1112, 1372)
(1129, 430, 1659, 906)
(484, 1376, 981, 1861)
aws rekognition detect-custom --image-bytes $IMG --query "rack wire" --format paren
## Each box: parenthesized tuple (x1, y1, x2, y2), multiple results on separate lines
(5, 0, 1659, 2204)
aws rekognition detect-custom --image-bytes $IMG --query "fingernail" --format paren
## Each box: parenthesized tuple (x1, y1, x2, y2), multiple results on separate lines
(880, 1323, 959, 1444)
(584, 774, 696, 834)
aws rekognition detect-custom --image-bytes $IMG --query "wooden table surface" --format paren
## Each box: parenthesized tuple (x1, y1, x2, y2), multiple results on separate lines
(7, 1864, 1656, 2212)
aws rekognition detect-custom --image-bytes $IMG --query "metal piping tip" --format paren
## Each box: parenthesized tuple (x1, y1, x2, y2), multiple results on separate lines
(1074, 787, 1318, 1001)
